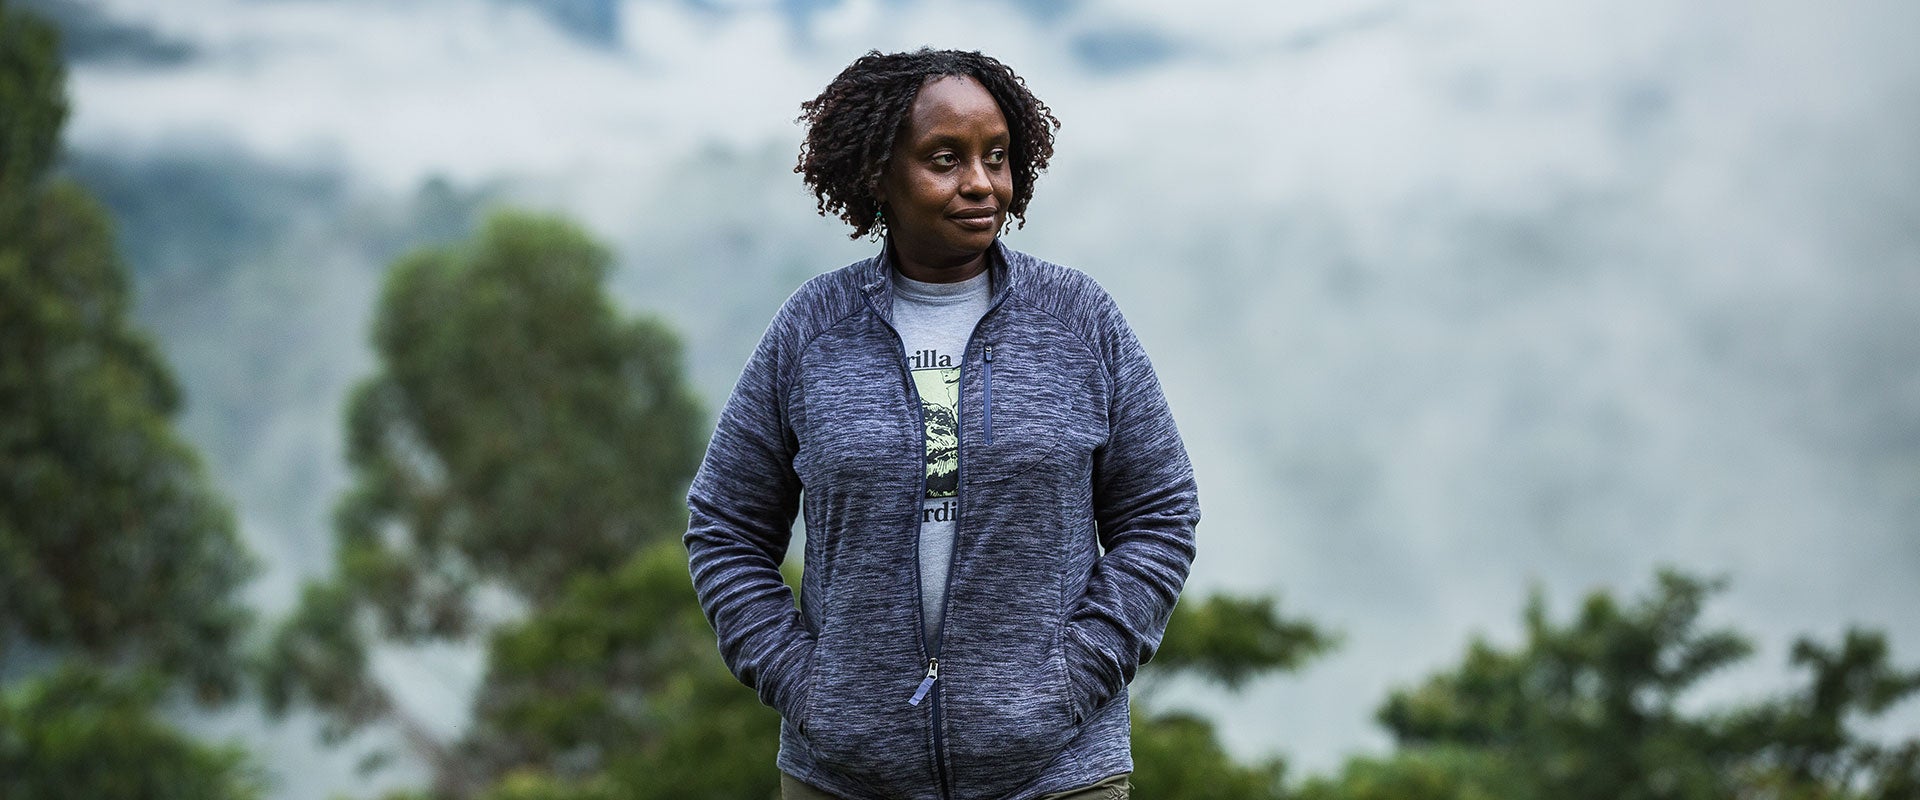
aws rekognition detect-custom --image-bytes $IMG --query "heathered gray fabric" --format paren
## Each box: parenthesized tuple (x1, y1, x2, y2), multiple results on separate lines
(891, 269, 991, 644)
(686, 241, 1200, 800)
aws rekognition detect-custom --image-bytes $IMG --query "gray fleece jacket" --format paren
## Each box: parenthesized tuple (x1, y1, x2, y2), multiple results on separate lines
(685, 241, 1199, 800)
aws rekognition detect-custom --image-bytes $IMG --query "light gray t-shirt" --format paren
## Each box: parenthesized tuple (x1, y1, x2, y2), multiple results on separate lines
(892, 269, 990, 644)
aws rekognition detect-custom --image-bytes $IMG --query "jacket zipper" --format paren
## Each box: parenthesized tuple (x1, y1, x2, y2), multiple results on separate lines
(865, 297, 953, 800)
(866, 267, 1007, 800)
(908, 338, 954, 800)
(919, 330, 997, 799)
(982, 343, 994, 445)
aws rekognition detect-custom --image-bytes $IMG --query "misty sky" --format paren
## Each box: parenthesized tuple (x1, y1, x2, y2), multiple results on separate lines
(40, 0, 1920, 796)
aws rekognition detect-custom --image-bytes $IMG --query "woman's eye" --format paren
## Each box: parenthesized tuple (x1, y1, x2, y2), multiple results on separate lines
(986, 149, 1007, 165)
(932, 153, 958, 166)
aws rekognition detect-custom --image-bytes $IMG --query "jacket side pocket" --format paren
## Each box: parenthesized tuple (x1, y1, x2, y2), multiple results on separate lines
(1064, 626, 1111, 725)
(793, 638, 821, 738)
(1055, 573, 1083, 727)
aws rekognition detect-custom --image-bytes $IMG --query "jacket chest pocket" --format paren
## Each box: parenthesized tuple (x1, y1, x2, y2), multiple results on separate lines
(964, 342, 1108, 486)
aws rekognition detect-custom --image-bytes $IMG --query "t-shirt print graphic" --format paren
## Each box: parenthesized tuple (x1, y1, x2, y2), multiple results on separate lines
(911, 365, 961, 498)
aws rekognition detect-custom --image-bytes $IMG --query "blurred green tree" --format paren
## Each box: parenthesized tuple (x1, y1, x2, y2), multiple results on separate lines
(465, 540, 783, 800)
(259, 210, 707, 797)
(0, 665, 263, 800)
(1294, 570, 1920, 800)
(1131, 592, 1338, 800)
(0, 2, 260, 797)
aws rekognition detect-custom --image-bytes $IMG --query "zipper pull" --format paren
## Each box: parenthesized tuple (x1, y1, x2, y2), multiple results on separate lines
(984, 344, 994, 363)
(907, 657, 939, 706)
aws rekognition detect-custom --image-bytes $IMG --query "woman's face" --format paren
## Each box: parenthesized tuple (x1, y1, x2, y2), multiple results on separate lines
(878, 74, 1014, 283)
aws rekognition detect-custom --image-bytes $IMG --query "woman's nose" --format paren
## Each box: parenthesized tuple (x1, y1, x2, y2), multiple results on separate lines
(960, 159, 992, 197)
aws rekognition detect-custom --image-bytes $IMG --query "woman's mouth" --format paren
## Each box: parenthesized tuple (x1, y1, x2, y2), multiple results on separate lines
(951, 208, 998, 231)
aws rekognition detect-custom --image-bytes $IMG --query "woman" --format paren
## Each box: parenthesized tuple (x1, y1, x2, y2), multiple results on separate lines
(685, 48, 1198, 800)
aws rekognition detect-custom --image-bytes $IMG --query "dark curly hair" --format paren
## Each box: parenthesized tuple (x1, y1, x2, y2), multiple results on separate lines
(796, 48, 1061, 240)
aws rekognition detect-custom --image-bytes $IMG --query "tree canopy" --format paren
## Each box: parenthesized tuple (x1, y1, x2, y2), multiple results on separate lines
(0, 2, 260, 796)
(261, 209, 707, 796)
(1296, 570, 1920, 800)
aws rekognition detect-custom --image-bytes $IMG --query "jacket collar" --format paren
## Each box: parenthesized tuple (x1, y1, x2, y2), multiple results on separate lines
(859, 239, 1016, 326)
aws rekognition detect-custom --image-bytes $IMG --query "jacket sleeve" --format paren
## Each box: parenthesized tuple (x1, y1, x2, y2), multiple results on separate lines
(1065, 292, 1200, 721)
(684, 306, 814, 720)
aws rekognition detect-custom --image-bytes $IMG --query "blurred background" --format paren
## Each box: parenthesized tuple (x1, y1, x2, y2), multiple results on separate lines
(3, 0, 1918, 798)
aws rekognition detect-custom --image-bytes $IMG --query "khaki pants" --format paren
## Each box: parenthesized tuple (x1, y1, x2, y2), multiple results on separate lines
(780, 771, 1130, 799)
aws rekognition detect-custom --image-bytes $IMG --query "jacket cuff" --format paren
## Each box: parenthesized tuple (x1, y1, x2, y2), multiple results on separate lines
(760, 635, 818, 722)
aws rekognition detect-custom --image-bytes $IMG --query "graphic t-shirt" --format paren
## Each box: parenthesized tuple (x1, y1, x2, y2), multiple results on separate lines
(891, 269, 990, 644)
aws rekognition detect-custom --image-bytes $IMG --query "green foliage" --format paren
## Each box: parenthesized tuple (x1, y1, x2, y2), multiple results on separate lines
(1291, 746, 1523, 800)
(260, 581, 381, 740)
(1719, 630, 1920, 799)
(0, 665, 262, 800)
(263, 209, 709, 795)
(0, 6, 259, 797)
(1307, 569, 1920, 800)
(1154, 593, 1338, 692)
(470, 543, 782, 800)
(338, 209, 703, 620)
(1132, 708, 1290, 800)
(1378, 571, 1752, 793)
(1126, 591, 1335, 799)
(470, 543, 731, 769)
(476, 772, 618, 800)
(0, 22, 253, 698)
(0, 0, 68, 232)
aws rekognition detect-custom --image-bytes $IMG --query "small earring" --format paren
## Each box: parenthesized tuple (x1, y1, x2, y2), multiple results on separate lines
(869, 208, 885, 242)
